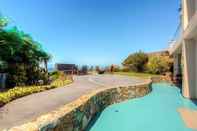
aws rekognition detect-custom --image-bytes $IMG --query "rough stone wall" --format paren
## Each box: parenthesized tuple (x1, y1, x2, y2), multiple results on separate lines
(151, 76, 173, 84)
(7, 81, 151, 131)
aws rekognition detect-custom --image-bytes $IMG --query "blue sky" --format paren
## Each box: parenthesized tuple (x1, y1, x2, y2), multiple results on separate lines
(0, 0, 180, 66)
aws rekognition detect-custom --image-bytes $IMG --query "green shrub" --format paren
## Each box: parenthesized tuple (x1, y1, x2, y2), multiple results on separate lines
(113, 65, 121, 72)
(147, 55, 173, 74)
(122, 51, 148, 72)
(121, 67, 130, 72)
(51, 79, 72, 87)
(0, 79, 72, 106)
(49, 71, 60, 80)
(6, 63, 27, 87)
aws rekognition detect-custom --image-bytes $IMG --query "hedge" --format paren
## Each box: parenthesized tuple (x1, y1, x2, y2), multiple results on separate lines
(0, 79, 72, 107)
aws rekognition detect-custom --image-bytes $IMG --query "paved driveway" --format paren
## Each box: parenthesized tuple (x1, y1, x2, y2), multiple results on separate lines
(0, 74, 145, 129)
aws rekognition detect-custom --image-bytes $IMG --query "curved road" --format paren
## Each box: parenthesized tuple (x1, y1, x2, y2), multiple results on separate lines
(0, 74, 145, 129)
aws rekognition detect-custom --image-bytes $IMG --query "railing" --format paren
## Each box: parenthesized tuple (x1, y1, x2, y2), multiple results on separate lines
(168, 22, 182, 54)
(169, 3, 197, 54)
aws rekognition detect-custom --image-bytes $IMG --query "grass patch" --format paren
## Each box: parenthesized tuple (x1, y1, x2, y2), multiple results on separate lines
(114, 72, 160, 79)
(0, 79, 72, 106)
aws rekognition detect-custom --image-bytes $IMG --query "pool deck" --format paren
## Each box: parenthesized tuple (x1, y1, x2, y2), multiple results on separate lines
(178, 108, 197, 129)
(88, 83, 197, 131)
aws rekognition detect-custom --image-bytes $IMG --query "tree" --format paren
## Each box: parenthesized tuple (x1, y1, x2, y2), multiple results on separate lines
(81, 65, 88, 75)
(147, 55, 173, 74)
(0, 17, 8, 29)
(110, 64, 114, 73)
(0, 20, 51, 87)
(95, 66, 100, 72)
(89, 66, 94, 72)
(122, 51, 148, 72)
(0, 60, 7, 73)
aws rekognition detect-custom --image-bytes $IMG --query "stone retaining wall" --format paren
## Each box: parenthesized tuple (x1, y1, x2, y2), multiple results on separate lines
(151, 76, 173, 84)
(6, 80, 152, 131)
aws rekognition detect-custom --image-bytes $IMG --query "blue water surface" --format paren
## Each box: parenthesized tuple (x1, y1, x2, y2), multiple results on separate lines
(87, 83, 197, 131)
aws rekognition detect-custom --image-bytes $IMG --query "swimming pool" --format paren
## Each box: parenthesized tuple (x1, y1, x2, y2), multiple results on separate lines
(87, 83, 197, 131)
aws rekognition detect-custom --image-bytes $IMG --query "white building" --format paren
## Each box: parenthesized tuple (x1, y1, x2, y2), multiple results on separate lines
(170, 0, 197, 99)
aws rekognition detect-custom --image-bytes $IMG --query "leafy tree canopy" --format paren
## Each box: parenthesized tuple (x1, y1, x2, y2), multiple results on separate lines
(147, 55, 173, 74)
(0, 17, 51, 87)
(122, 51, 148, 72)
(0, 17, 9, 29)
(0, 27, 50, 65)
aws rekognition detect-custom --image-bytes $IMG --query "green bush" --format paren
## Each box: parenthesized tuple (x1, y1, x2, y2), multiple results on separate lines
(49, 71, 60, 80)
(51, 79, 71, 87)
(0, 86, 49, 104)
(122, 51, 148, 72)
(113, 65, 121, 72)
(6, 63, 27, 87)
(0, 79, 72, 106)
(147, 55, 173, 74)
(120, 67, 130, 72)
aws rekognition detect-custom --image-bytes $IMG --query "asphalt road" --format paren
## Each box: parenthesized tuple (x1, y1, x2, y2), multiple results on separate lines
(0, 74, 145, 129)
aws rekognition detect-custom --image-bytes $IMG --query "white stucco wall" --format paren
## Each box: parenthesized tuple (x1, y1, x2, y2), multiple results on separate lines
(194, 38, 197, 97)
(182, 39, 197, 98)
(179, 0, 197, 99)
(182, 0, 196, 30)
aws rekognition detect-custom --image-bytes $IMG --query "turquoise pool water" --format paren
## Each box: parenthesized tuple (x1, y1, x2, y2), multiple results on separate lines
(87, 83, 197, 131)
